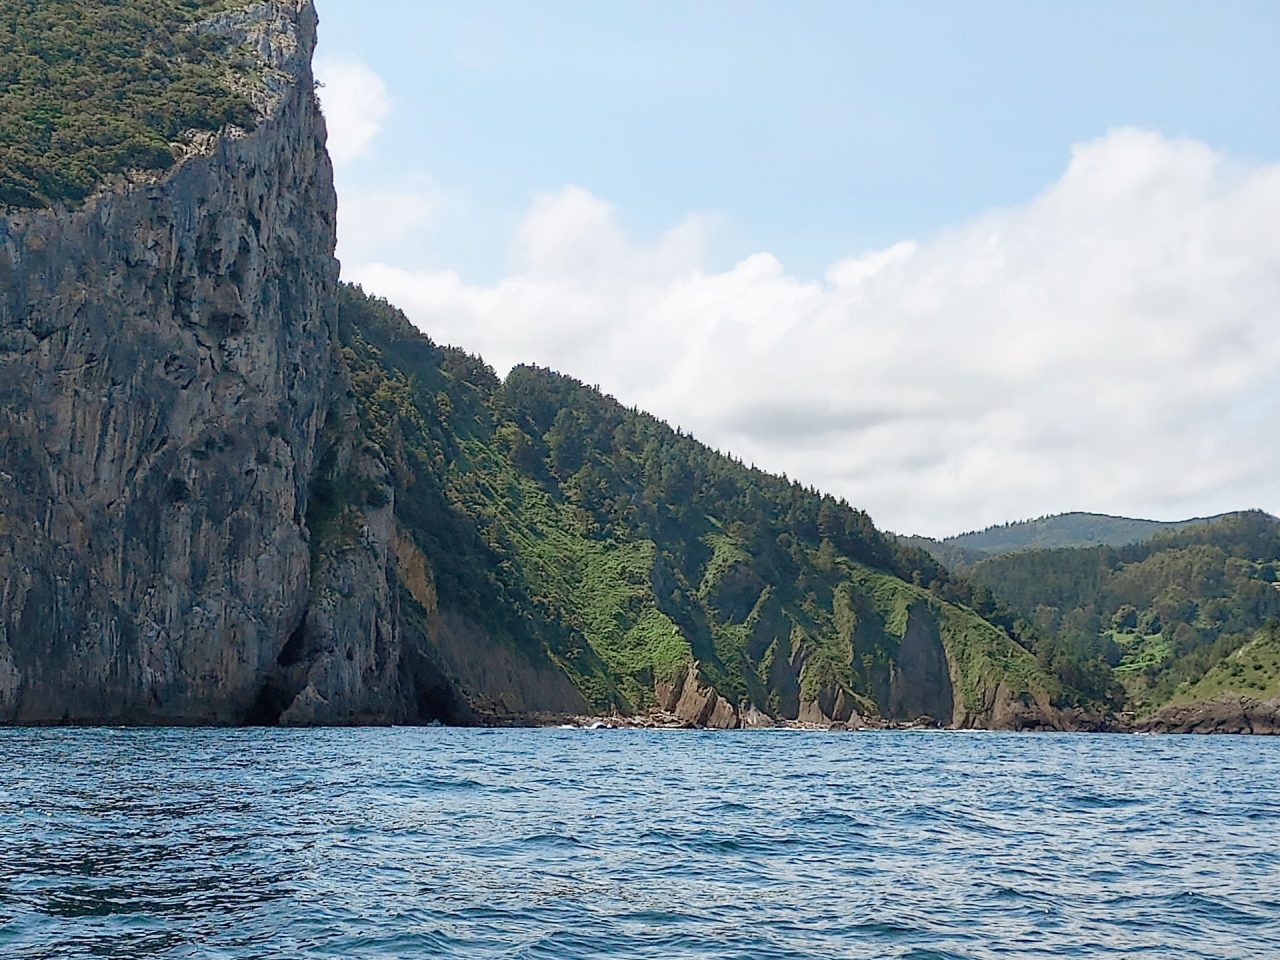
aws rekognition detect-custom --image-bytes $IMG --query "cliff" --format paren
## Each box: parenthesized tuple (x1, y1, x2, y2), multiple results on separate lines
(0, 1, 415, 724)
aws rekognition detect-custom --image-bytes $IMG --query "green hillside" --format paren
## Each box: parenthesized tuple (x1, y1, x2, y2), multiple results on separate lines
(331, 285, 1068, 723)
(964, 513, 1280, 713)
(0, 0, 256, 209)
(1171, 627, 1280, 704)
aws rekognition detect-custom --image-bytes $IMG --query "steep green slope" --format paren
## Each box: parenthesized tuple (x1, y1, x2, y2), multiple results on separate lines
(1171, 627, 1280, 704)
(0, 0, 257, 208)
(334, 285, 1068, 726)
(965, 512, 1280, 714)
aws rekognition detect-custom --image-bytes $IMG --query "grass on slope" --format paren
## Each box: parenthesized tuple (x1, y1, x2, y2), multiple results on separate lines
(844, 563, 1057, 715)
(1171, 628, 1280, 704)
(502, 480, 691, 707)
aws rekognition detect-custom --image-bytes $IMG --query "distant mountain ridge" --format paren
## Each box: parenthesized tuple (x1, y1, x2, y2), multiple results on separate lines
(900, 511, 1244, 570)
(948, 511, 1237, 553)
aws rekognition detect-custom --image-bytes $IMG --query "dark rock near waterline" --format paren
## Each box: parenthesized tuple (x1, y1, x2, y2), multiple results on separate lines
(1136, 696, 1280, 735)
(655, 662, 742, 729)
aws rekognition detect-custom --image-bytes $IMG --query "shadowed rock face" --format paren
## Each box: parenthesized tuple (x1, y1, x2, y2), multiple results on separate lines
(656, 663, 740, 729)
(0, 1, 411, 724)
(887, 604, 954, 725)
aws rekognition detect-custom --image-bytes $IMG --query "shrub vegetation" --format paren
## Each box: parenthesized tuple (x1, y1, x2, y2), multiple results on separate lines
(0, 0, 254, 208)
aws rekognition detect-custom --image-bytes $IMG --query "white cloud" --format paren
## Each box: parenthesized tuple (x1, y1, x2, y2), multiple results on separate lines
(334, 185, 442, 266)
(343, 129, 1280, 537)
(311, 59, 438, 268)
(314, 56, 390, 165)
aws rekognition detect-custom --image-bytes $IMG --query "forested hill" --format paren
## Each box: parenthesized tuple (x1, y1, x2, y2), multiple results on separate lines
(331, 284, 1074, 727)
(901, 511, 1231, 571)
(964, 512, 1280, 715)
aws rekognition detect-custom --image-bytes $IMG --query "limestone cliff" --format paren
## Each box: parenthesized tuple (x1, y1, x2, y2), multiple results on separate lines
(0, 1, 409, 724)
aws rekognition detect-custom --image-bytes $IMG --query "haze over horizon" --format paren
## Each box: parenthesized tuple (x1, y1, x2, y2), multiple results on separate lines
(312, 0, 1280, 539)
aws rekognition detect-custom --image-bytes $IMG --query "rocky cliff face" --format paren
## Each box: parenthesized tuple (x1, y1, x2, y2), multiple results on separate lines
(0, 1, 408, 724)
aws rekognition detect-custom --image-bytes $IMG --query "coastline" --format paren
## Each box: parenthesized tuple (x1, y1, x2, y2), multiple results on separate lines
(3, 701, 1277, 734)
(472, 695, 1280, 735)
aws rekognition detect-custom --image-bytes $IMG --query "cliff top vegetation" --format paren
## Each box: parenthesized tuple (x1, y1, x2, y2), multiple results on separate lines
(0, 0, 256, 209)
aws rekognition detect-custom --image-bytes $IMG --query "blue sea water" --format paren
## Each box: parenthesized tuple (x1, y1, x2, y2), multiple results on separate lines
(1, 729, 1278, 959)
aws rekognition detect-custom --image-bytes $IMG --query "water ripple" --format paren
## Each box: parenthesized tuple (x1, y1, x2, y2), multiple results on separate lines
(1, 729, 1278, 958)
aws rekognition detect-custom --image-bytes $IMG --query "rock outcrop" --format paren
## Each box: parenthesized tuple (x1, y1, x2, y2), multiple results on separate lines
(656, 663, 741, 729)
(797, 687, 862, 727)
(0, 1, 414, 724)
(1136, 697, 1280, 735)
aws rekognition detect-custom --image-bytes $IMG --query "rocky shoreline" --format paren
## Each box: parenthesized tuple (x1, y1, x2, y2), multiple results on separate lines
(6, 697, 1278, 734)
(479, 710, 960, 733)
(477, 694, 1280, 735)
(1130, 695, 1280, 735)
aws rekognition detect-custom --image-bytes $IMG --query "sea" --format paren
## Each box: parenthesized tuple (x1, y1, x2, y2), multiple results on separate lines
(1, 728, 1277, 959)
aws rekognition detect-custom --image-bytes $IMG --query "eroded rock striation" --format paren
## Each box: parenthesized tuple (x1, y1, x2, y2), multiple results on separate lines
(656, 663, 741, 729)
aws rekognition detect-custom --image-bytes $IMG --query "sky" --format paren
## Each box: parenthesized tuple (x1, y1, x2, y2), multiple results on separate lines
(311, 0, 1280, 538)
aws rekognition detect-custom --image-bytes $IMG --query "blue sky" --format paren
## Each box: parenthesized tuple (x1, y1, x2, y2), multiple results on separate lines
(314, 0, 1279, 280)
(311, 1, 1280, 536)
